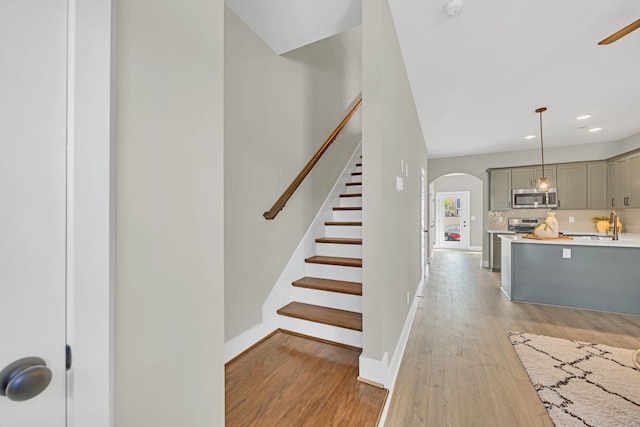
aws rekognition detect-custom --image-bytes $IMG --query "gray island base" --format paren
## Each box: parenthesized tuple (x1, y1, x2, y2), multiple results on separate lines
(500, 235, 640, 316)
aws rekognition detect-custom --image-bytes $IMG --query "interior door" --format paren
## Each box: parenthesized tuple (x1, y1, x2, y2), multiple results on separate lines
(436, 192, 470, 250)
(0, 1, 68, 425)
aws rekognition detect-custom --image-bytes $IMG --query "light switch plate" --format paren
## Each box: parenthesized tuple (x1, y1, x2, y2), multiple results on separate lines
(569, 216, 575, 223)
(396, 176, 404, 192)
(563, 248, 571, 259)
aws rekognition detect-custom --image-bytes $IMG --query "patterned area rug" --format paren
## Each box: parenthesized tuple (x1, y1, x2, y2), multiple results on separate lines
(508, 331, 640, 427)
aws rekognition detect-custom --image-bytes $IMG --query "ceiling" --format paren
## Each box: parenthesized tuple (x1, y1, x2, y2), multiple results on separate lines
(228, 0, 640, 159)
(389, 0, 640, 158)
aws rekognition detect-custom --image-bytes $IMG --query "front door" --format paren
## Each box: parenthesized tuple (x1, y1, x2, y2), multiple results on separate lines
(0, 1, 68, 425)
(436, 192, 470, 250)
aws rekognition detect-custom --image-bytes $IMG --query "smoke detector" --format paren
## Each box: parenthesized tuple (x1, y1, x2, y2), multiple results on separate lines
(443, 0, 463, 16)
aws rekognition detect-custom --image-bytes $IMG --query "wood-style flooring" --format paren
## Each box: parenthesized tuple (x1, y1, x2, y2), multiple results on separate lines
(225, 331, 387, 426)
(385, 249, 640, 426)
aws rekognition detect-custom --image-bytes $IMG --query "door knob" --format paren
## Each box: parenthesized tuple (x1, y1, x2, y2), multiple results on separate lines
(0, 357, 52, 401)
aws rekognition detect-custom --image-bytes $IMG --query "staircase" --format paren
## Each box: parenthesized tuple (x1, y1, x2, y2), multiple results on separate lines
(277, 160, 363, 348)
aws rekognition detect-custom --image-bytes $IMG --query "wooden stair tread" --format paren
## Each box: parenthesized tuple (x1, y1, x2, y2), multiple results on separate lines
(345, 182, 362, 186)
(356, 163, 362, 167)
(305, 256, 362, 267)
(292, 277, 362, 295)
(325, 221, 362, 226)
(340, 193, 362, 198)
(315, 237, 362, 245)
(333, 207, 362, 211)
(277, 302, 362, 331)
(351, 172, 362, 176)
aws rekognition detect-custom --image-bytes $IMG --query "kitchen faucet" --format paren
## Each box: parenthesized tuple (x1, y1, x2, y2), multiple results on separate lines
(609, 210, 619, 240)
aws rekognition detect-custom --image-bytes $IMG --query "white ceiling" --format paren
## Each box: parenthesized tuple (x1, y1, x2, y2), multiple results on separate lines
(225, 0, 361, 54)
(389, 0, 640, 158)
(228, 0, 640, 159)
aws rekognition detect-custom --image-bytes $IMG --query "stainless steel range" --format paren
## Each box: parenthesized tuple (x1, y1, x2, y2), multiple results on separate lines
(508, 218, 544, 235)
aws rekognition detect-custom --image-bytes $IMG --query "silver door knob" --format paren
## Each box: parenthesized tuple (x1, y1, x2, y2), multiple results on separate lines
(0, 357, 52, 401)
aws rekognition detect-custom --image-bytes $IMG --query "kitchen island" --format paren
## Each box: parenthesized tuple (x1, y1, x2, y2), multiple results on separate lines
(500, 234, 640, 315)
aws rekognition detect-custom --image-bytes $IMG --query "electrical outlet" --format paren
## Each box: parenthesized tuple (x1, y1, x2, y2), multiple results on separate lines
(563, 248, 571, 259)
(498, 217, 504, 223)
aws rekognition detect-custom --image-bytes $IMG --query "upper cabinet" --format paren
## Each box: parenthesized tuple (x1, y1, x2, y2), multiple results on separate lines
(510, 166, 556, 189)
(489, 169, 511, 210)
(557, 163, 587, 209)
(608, 152, 640, 209)
(587, 162, 607, 209)
(629, 153, 640, 208)
(488, 148, 640, 212)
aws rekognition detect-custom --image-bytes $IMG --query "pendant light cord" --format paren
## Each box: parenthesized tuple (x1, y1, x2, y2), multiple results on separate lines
(537, 107, 546, 178)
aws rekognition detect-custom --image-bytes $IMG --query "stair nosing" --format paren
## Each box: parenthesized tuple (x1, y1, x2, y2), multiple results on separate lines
(324, 221, 362, 226)
(305, 255, 362, 268)
(333, 207, 362, 211)
(340, 193, 362, 198)
(292, 276, 362, 296)
(277, 302, 362, 331)
(315, 237, 362, 245)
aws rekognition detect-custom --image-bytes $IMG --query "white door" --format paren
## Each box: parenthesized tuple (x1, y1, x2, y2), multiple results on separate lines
(0, 1, 68, 425)
(436, 192, 470, 250)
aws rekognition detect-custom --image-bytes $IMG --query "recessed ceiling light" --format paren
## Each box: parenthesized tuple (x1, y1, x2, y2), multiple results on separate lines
(588, 127, 602, 132)
(576, 114, 592, 120)
(525, 135, 536, 140)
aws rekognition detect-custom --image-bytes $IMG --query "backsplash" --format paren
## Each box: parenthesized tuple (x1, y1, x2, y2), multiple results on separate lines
(488, 209, 640, 234)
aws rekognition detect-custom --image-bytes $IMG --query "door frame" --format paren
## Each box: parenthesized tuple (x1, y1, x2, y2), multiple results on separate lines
(66, 1, 114, 426)
(435, 191, 470, 250)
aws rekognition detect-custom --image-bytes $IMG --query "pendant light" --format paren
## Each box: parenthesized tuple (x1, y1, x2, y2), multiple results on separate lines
(535, 107, 549, 192)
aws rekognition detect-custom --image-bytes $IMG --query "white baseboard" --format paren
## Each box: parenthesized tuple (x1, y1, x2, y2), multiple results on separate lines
(468, 245, 482, 251)
(224, 322, 276, 363)
(358, 353, 388, 386)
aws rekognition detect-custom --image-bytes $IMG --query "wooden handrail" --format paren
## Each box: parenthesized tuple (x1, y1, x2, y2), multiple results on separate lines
(263, 98, 362, 220)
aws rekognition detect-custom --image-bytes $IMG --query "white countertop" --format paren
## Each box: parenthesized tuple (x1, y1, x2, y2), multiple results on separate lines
(486, 230, 515, 234)
(499, 233, 640, 248)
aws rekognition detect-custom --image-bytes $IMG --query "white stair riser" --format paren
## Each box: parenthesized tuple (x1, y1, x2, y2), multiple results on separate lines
(324, 225, 362, 238)
(339, 196, 362, 207)
(291, 287, 362, 312)
(305, 263, 362, 282)
(278, 316, 362, 348)
(332, 209, 362, 222)
(354, 165, 361, 173)
(350, 174, 362, 183)
(344, 184, 362, 194)
(315, 242, 362, 258)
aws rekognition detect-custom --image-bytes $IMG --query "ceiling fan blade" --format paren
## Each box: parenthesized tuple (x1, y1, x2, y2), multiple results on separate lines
(598, 19, 640, 45)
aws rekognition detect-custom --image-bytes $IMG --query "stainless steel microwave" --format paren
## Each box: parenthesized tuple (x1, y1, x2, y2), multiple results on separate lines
(512, 188, 558, 209)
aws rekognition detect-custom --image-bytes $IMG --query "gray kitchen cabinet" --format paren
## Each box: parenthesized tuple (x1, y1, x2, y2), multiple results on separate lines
(557, 163, 587, 209)
(617, 157, 630, 208)
(534, 165, 556, 188)
(607, 161, 617, 208)
(490, 169, 511, 210)
(629, 153, 640, 208)
(587, 162, 607, 209)
(511, 167, 534, 189)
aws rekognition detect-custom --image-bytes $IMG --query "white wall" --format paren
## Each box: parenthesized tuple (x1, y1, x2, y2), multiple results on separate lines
(434, 175, 483, 249)
(361, 0, 428, 383)
(224, 8, 363, 342)
(114, 1, 224, 425)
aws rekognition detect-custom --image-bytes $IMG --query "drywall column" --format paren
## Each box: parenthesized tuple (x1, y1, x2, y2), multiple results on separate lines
(115, 1, 224, 426)
(361, 0, 428, 385)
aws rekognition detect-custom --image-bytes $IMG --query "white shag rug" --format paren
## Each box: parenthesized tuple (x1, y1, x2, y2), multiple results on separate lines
(508, 331, 640, 427)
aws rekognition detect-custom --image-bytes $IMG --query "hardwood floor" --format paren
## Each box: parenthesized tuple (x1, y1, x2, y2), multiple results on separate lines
(385, 249, 640, 426)
(225, 330, 387, 426)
